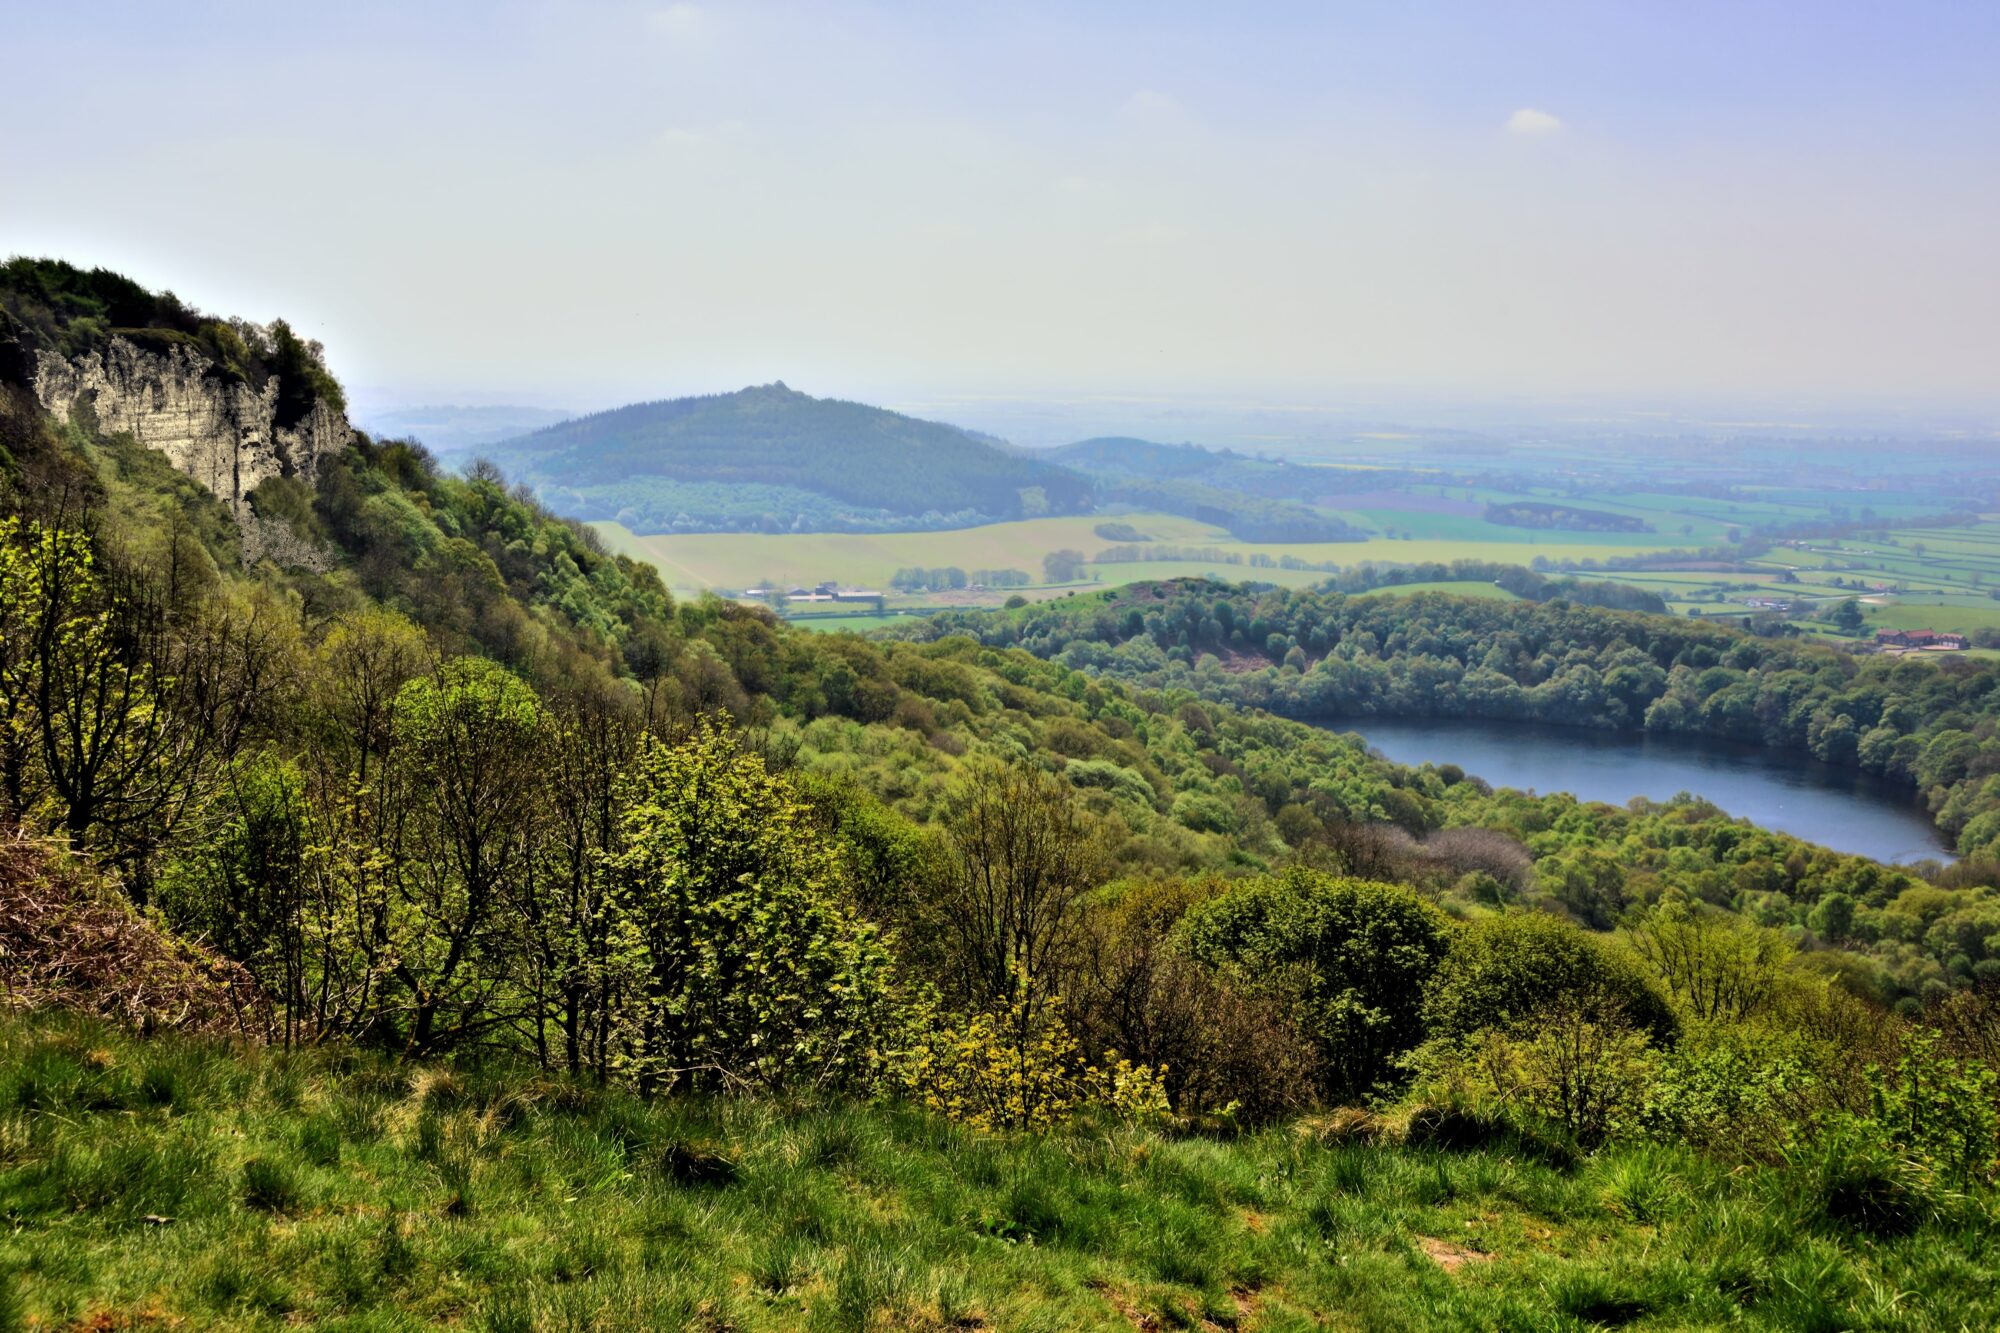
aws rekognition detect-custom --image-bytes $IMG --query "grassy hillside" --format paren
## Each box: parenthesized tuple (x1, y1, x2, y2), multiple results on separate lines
(489, 384, 1093, 534)
(6, 1010, 1997, 1332)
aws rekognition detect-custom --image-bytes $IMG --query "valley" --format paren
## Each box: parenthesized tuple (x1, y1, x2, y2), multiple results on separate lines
(10, 3, 2000, 1326)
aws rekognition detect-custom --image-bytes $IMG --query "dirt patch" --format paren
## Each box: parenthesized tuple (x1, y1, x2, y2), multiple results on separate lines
(1091, 1281, 1161, 1331)
(1417, 1235, 1491, 1273)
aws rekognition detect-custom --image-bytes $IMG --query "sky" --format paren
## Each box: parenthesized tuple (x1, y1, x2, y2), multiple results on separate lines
(7, 1, 1999, 416)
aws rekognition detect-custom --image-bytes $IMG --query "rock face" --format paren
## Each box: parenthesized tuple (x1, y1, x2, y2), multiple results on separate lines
(33, 336, 348, 514)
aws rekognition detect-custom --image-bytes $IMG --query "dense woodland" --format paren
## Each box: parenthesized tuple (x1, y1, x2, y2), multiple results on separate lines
(3, 264, 1999, 1326)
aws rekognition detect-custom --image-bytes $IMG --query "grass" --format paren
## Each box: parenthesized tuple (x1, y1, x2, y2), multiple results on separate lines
(3, 1013, 1998, 1330)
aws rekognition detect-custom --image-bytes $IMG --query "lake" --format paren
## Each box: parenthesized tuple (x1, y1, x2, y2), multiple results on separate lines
(1328, 716, 1952, 865)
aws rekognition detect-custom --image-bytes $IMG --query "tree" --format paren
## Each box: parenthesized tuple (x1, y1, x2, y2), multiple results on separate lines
(603, 719, 896, 1094)
(387, 657, 546, 1055)
(1627, 900, 1791, 1023)
(0, 517, 270, 889)
(313, 608, 428, 780)
(1425, 911, 1676, 1045)
(523, 681, 642, 1077)
(929, 763, 1101, 1012)
(1042, 549, 1087, 584)
(1831, 598, 1866, 634)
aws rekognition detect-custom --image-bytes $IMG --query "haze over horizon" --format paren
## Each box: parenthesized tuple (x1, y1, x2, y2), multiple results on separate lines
(8, 1, 1999, 415)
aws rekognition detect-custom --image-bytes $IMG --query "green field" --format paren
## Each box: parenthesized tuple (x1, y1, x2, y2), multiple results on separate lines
(783, 612, 923, 633)
(1353, 579, 1522, 600)
(1542, 516, 2000, 640)
(594, 498, 2000, 640)
(595, 513, 1710, 601)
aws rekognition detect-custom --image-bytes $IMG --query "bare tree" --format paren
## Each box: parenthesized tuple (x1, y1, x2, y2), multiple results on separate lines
(933, 764, 1101, 1011)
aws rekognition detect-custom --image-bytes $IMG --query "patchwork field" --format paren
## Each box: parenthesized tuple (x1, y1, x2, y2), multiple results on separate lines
(593, 494, 2000, 640)
(1561, 517, 2000, 639)
(594, 513, 1706, 602)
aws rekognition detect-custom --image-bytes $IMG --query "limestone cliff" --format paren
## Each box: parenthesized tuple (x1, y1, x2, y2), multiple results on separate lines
(33, 336, 349, 514)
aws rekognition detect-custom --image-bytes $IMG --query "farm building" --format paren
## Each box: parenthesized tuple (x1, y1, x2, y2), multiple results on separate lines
(1875, 628, 1969, 651)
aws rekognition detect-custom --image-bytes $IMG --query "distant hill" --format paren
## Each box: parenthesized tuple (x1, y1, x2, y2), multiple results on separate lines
(356, 404, 576, 454)
(1051, 436, 1251, 479)
(490, 383, 1093, 534)
(1050, 436, 1367, 544)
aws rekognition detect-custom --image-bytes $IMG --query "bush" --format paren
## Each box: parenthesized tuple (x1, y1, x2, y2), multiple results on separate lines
(1425, 911, 1677, 1046)
(1074, 879, 1317, 1124)
(1176, 868, 1453, 1101)
(604, 721, 902, 1095)
(1866, 1030, 1999, 1189)
(1407, 994, 1657, 1148)
(1638, 1026, 1829, 1159)
(898, 989, 1166, 1131)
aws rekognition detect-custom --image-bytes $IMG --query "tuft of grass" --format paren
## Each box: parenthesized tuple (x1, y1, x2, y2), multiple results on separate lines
(297, 1115, 341, 1167)
(655, 1138, 739, 1188)
(0, 1268, 22, 1333)
(240, 1155, 300, 1213)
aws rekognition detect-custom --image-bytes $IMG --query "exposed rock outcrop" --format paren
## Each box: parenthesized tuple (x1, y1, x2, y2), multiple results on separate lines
(33, 336, 348, 514)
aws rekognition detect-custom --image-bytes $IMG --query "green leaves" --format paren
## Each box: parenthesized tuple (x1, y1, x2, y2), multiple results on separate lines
(1177, 868, 1453, 1101)
(604, 720, 898, 1095)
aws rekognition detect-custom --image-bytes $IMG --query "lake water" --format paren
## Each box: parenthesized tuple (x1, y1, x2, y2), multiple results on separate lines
(1327, 716, 1952, 865)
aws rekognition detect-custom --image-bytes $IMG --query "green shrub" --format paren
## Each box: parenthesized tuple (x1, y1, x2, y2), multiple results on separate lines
(604, 721, 902, 1095)
(1425, 910, 1677, 1045)
(899, 990, 1167, 1131)
(1639, 1024, 1827, 1157)
(1866, 1030, 1999, 1189)
(1177, 868, 1453, 1100)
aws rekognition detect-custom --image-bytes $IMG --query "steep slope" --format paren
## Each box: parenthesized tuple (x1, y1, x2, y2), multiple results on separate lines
(2, 258, 348, 518)
(490, 382, 1094, 533)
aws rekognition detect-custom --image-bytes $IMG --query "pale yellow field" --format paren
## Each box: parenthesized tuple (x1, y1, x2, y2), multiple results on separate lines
(592, 514, 1703, 596)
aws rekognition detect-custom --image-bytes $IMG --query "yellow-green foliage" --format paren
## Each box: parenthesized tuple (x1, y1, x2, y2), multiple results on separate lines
(901, 990, 1166, 1131)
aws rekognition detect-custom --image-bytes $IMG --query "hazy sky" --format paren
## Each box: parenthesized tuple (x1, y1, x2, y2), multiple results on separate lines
(8, 1, 1999, 411)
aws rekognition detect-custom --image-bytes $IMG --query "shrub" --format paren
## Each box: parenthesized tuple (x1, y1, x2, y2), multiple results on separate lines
(1075, 879, 1316, 1124)
(1866, 1030, 1999, 1188)
(1176, 868, 1453, 1100)
(604, 720, 901, 1095)
(1426, 911, 1677, 1046)
(898, 989, 1167, 1131)
(1408, 995, 1656, 1147)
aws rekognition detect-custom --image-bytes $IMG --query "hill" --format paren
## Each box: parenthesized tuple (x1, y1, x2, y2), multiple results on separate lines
(13, 1007, 1999, 1330)
(488, 383, 1094, 534)
(1050, 435, 1368, 543)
